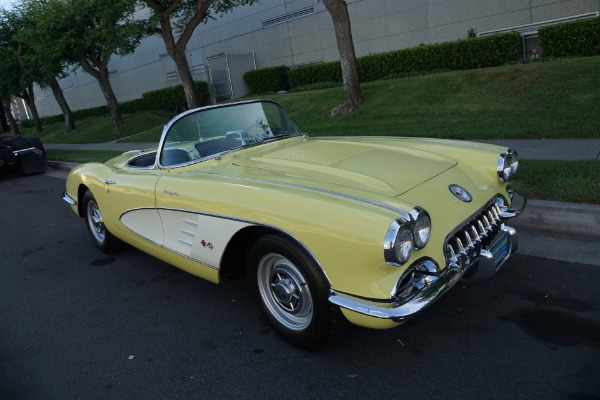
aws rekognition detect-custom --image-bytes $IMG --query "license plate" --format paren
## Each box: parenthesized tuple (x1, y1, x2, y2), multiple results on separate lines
(490, 232, 509, 267)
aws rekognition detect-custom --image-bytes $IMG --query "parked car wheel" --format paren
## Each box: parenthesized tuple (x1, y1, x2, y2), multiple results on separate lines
(248, 234, 338, 350)
(83, 190, 122, 253)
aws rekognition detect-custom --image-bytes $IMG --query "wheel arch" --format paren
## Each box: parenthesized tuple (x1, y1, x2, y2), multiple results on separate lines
(76, 184, 91, 217)
(219, 225, 329, 285)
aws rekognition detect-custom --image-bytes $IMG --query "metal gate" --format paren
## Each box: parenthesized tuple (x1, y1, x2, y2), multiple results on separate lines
(207, 52, 256, 102)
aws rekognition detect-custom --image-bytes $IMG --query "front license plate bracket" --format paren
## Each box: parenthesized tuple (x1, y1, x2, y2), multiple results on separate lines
(490, 232, 510, 268)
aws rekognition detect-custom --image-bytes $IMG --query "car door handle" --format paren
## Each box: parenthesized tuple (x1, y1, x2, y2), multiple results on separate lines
(105, 180, 117, 185)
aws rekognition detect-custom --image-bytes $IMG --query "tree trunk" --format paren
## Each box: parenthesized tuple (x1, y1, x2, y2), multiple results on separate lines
(322, 0, 363, 116)
(49, 79, 76, 133)
(21, 84, 44, 137)
(3, 99, 21, 136)
(97, 68, 123, 129)
(159, 13, 200, 110)
(77, 54, 123, 129)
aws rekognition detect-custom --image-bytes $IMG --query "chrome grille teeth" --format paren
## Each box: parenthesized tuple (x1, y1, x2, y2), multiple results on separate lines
(468, 225, 482, 255)
(469, 225, 480, 244)
(477, 220, 486, 239)
(482, 215, 492, 232)
(445, 198, 507, 271)
(446, 243, 457, 266)
(452, 237, 469, 267)
(462, 229, 478, 260)
(488, 211, 496, 227)
(492, 206, 501, 221)
(462, 230, 473, 250)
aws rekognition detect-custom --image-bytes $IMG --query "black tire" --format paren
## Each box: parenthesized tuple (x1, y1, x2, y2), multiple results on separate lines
(83, 190, 122, 254)
(247, 234, 341, 351)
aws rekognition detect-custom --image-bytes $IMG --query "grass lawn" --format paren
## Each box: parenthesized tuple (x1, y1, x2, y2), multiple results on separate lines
(22, 111, 171, 144)
(117, 123, 165, 143)
(513, 160, 600, 204)
(46, 149, 124, 163)
(261, 56, 600, 139)
(20, 56, 600, 144)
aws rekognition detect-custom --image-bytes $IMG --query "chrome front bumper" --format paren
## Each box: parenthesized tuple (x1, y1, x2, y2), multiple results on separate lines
(329, 193, 525, 323)
(63, 192, 77, 206)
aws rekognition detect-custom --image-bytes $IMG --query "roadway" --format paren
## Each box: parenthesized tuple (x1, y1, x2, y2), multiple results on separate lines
(1, 172, 599, 400)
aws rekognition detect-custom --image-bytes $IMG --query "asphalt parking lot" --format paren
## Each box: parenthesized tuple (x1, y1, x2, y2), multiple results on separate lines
(1, 173, 599, 400)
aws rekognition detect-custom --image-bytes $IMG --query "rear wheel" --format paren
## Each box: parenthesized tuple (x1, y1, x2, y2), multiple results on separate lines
(83, 190, 122, 253)
(248, 234, 341, 350)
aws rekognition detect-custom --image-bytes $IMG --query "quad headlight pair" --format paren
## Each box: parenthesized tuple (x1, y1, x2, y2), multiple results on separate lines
(384, 208, 431, 266)
(497, 149, 519, 183)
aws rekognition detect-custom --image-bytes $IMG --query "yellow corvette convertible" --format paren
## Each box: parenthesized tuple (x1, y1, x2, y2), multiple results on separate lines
(63, 100, 525, 350)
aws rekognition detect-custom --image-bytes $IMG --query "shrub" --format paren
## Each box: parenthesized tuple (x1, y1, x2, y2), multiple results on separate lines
(142, 81, 210, 113)
(539, 17, 600, 57)
(40, 114, 66, 125)
(288, 61, 343, 88)
(286, 32, 520, 88)
(119, 98, 147, 114)
(244, 66, 289, 94)
(72, 105, 109, 120)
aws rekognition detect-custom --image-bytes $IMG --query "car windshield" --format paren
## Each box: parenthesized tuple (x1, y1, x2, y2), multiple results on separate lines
(159, 101, 303, 167)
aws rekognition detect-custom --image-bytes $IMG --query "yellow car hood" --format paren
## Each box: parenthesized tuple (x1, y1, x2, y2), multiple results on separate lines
(231, 137, 457, 197)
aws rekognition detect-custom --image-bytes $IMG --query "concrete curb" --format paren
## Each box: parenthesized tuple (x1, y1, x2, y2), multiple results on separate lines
(511, 199, 600, 238)
(48, 160, 80, 171)
(47, 160, 600, 239)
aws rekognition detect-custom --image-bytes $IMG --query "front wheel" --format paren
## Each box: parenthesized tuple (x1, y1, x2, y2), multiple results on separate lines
(83, 190, 122, 254)
(248, 234, 341, 350)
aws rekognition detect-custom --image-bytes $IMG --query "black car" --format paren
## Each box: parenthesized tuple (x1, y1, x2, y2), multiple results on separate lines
(0, 135, 47, 175)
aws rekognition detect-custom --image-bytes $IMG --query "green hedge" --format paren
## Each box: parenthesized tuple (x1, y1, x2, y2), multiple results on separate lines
(72, 105, 108, 120)
(286, 32, 520, 88)
(244, 66, 289, 94)
(119, 98, 147, 114)
(288, 62, 342, 89)
(142, 81, 209, 112)
(539, 17, 600, 57)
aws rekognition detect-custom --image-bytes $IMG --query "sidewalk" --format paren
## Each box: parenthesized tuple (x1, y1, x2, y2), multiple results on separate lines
(45, 138, 600, 238)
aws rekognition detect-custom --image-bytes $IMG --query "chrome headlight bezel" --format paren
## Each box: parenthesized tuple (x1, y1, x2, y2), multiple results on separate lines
(410, 207, 431, 250)
(384, 218, 413, 266)
(497, 149, 519, 183)
(384, 207, 432, 266)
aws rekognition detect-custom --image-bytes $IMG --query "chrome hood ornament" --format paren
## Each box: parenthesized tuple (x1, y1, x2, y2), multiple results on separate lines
(449, 184, 472, 202)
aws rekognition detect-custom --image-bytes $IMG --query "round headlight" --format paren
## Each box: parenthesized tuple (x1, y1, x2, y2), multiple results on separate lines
(413, 210, 431, 249)
(384, 219, 414, 266)
(394, 225, 413, 265)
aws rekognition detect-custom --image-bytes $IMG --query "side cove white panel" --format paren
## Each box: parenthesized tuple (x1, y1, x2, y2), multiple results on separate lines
(121, 209, 164, 245)
(158, 210, 251, 269)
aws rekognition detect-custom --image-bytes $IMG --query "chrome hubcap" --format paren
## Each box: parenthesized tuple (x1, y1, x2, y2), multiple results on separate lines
(87, 200, 105, 243)
(257, 253, 313, 331)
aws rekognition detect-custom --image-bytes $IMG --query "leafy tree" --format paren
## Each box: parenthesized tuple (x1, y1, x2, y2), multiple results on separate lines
(141, 0, 256, 109)
(17, 0, 76, 132)
(32, 0, 145, 129)
(322, 0, 362, 116)
(0, 7, 43, 135)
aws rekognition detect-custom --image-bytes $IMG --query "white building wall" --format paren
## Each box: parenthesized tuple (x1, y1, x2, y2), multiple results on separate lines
(33, 0, 600, 117)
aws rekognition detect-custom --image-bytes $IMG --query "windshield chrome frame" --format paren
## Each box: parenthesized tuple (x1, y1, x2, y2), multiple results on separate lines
(156, 99, 302, 170)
